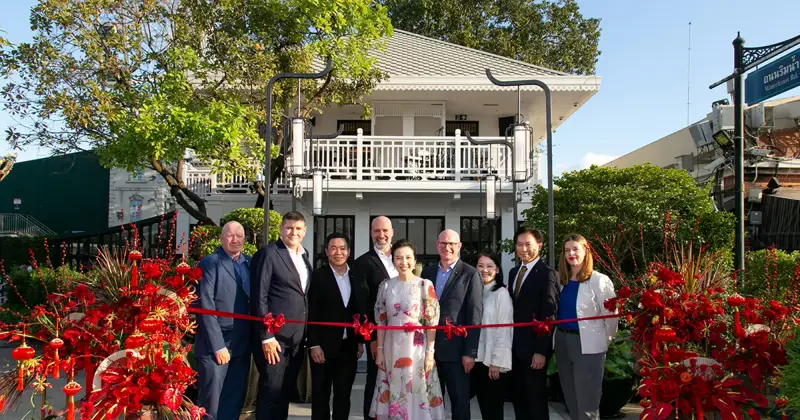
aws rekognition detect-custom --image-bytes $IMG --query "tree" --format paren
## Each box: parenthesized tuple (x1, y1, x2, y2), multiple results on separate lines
(0, 154, 13, 182)
(1, 0, 392, 224)
(522, 164, 735, 274)
(381, 0, 601, 75)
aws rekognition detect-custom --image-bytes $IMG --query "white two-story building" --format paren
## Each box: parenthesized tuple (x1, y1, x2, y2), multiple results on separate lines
(109, 30, 601, 270)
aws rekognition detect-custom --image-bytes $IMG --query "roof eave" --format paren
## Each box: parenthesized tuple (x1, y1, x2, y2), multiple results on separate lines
(373, 75, 602, 91)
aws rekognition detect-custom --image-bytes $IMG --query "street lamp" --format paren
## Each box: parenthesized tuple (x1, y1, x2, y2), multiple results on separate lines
(312, 170, 324, 216)
(513, 125, 531, 182)
(290, 118, 305, 175)
(485, 175, 497, 220)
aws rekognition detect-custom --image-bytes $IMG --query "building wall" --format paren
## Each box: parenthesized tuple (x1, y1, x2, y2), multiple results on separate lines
(603, 126, 698, 171)
(0, 151, 110, 235)
(107, 167, 172, 227)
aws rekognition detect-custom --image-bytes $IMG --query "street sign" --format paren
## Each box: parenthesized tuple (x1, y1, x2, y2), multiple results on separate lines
(745, 45, 800, 104)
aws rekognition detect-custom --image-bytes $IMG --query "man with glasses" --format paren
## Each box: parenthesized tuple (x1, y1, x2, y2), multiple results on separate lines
(421, 229, 483, 420)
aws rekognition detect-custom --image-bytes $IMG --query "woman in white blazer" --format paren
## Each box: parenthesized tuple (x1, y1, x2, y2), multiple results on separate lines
(554, 234, 618, 420)
(471, 250, 513, 420)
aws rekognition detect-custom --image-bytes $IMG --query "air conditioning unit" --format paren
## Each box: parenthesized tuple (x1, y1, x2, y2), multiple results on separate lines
(708, 105, 734, 132)
(746, 102, 768, 128)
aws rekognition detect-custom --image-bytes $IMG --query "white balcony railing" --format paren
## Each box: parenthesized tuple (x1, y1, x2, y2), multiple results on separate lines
(185, 130, 520, 196)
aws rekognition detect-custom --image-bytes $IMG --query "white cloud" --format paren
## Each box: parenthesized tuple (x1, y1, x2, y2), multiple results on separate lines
(580, 153, 619, 169)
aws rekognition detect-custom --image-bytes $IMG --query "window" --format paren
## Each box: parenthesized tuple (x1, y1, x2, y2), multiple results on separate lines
(130, 195, 143, 223)
(128, 169, 144, 182)
(446, 121, 479, 137)
(313, 215, 356, 269)
(337, 120, 372, 136)
(460, 217, 502, 266)
(370, 216, 444, 268)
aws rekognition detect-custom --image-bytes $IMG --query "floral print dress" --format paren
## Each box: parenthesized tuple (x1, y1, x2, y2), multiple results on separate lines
(370, 277, 445, 420)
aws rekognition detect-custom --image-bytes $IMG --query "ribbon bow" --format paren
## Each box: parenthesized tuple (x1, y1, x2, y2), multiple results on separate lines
(352, 314, 375, 341)
(263, 313, 286, 334)
(530, 317, 551, 336)
(443, 318, 467, 340)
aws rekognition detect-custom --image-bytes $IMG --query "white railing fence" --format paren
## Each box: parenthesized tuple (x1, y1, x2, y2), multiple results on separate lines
(0, 213, 57, 237)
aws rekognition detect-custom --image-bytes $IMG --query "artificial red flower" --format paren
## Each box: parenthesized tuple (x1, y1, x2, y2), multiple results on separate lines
(141, 263, 162, 279)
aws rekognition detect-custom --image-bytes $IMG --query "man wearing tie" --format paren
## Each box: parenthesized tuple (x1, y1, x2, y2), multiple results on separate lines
(507, 227, 559, 419)
(353, 216, 397, 420)
(308, 233, 368, 420)
(250, 211, 313, 420)
(421, 229, 483, 420)
(195, 221, 251, 420)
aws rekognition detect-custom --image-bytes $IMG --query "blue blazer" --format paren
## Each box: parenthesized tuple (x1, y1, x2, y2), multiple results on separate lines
(195, 247, 252, 359)
(250, 239, 313, 350)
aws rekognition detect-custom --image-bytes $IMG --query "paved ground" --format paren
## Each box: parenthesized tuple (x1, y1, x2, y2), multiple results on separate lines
(0, 344, 641, 419)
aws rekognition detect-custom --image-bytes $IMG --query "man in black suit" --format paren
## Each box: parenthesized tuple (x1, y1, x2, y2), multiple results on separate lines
(250, 211, 313, 420)
(307, 232, 368, 420)
(353, 216, 397, 420)
(507, 227, 559, 420)
(421, 229, 483, 420)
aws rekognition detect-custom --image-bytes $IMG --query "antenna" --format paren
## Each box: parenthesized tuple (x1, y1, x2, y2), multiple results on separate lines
(687, 21, 692, 126)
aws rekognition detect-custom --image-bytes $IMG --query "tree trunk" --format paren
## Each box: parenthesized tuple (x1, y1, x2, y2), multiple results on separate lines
(150, 158, 216, 226)
(0, 157, 14, 182)
(252, 155, 284, 210)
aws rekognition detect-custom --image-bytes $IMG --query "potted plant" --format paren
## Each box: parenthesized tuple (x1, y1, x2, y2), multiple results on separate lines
(599, 332, 638, 418)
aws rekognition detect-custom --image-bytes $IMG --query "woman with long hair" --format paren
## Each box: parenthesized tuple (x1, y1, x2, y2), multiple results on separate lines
(471, 250, 513, 419)
(555, 234, 618, 420)
(370, 239, 445, 420)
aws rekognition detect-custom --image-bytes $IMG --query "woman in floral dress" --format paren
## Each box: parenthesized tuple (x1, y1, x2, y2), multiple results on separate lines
(370, 239, 445, 420)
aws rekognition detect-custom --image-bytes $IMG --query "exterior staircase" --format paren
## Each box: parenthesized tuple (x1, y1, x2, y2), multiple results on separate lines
(0, 213, 57, 237)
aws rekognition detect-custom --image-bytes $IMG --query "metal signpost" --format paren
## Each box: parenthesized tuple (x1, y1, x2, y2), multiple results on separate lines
(709, 33, 800, 273)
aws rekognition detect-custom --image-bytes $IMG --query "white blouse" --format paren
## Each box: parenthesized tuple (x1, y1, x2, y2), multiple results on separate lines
(475, 282, 514, 372)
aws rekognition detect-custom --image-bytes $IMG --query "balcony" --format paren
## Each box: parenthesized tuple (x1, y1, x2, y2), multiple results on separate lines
(185, 131, 535, 196)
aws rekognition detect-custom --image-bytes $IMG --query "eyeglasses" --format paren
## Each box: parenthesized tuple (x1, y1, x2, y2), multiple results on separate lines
(437, 241, 460, 248)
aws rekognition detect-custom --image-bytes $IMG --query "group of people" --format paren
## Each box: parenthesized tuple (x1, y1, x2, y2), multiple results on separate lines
(194, 211, 618, 420)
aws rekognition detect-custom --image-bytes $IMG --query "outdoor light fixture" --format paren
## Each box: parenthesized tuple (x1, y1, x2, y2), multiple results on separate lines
(312, 169, 323, 215)
(713, 130, 732, 148)
(12, 197, 21, 211)
(485, 175, 497, 220)
(513, 124, 530, 182)
(290, 118, 305, 174)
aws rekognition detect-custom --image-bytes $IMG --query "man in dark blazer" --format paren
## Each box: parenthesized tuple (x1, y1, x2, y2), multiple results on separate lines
(507, 227, 559, 420)
(250, 211, 313, 420)
(195, 221, 251, 420)
(421, 229, 483, 420)
(308, 232, 368, 420)
(353, 216, 397, 420)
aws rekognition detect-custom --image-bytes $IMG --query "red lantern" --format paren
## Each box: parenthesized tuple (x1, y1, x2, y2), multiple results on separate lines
(12, 343, 35, 391)
(727, 293, 746, 338)
(128, 249, 143, 262)
(50, 337, 64, 379)
(139, 318, 163, 334)
(125, 334, 147, 349)
(654, 325, 677, 343)
(63, 380, 82, 420)
(175, 261, 191, 276)
(129, 250, 143, 289)
(727, 293, 746, 307)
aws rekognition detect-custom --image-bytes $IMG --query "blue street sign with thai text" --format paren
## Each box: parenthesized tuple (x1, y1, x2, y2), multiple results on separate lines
(745, 46, 800, 105)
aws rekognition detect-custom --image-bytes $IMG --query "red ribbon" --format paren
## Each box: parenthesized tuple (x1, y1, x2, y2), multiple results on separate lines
(188, 307, 623, 339)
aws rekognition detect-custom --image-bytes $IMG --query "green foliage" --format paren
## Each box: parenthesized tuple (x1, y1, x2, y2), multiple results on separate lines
(2, 266, 85, 309)
(741, 249, 800, 300)
(0, 236, 49, 268)
(522, 164, 735, 277)
(382, 0, 600, 75)
(221, 208, 282, 246)
(781, 330, 800, 412)
(1, 0, 392, 222)
(604, 333, 636, 381)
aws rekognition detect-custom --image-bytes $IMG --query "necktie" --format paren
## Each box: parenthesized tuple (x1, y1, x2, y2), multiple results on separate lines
(514, 265, 528, 298)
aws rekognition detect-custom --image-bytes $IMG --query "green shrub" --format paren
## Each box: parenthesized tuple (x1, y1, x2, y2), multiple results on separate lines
(0, 236, 50, 268)
(741, 249, 800, 300)
(192, 208, 280, 258)
(781, 329, 800, 412)
(1, 266, 86, 320)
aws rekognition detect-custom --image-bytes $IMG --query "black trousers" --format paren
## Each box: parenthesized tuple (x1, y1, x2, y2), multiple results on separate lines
(310, 340, 359, 420)
(437, 360, 471, 420)
(363, 347, 378, 420)
(253, 343, 305, 420)
(470, 363, 507, 420)
(512, 355, 550, 420)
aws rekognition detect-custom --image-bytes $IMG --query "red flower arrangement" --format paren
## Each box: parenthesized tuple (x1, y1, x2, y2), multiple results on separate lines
(0, 226, 205, 419)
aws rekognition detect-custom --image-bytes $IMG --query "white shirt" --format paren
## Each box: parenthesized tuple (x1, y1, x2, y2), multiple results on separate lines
(513, 257, 539, 292)
(332, 265, 351, 339)
(476, 282, 514, 371)
(263, 245, 309, 345)
(375, 245, 398, 278)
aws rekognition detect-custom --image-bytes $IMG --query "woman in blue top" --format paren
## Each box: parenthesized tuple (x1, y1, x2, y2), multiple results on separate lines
(555, 234, 618, 420)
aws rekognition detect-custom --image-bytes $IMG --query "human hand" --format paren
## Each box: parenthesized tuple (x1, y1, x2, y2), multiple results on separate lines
(462, 356, 475, 374)
(375, 351, 386, 371)
(532, 353, 546, 370)
(262, 341, 282, 365)
(214, 348, 230, 365)
(488, 365, 501, 380)
(424, 353, 435, 373)
(310, 347, 325, 364)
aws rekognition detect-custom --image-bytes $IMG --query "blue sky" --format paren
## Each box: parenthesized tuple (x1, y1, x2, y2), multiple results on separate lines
(2, 0, 800, 174)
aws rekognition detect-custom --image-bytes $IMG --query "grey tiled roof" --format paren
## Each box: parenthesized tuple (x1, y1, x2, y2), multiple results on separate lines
(373, 30, 569, 78)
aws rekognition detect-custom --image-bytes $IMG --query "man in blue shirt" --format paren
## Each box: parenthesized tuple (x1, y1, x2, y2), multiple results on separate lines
(195, 221, 252, 420)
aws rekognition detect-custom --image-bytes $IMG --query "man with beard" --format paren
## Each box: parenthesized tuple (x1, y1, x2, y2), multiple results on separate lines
(353, 216, 398, 420)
